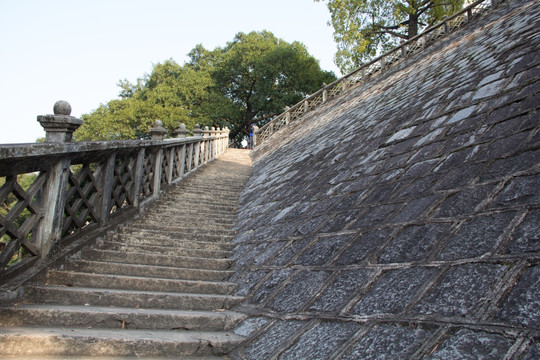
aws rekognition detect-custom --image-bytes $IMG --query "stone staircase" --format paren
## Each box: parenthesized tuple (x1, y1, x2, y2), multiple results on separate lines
(0, 149, 252, 358)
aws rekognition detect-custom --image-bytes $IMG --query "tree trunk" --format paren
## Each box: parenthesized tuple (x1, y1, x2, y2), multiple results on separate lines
(408, 14, 419, 39)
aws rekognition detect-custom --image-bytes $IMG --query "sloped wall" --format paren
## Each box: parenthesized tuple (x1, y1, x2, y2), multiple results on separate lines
(231, 0, 540, 358)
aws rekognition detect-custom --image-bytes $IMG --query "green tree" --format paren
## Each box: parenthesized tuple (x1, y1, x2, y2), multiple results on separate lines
(317, 0, 464, 72)
(208, 31, 336, 145)
(76, 59, 212, 141)
(76, 31, 336, 145)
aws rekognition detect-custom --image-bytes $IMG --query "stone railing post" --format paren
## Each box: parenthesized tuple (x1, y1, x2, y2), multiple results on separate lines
(322, 84, 328, 103)
(37, 100, 83, 143)
(210, 127, 217, 159)
(224, 127, 230, 151)
(252, 125, 259, 147)
(149, 120, 167, 140)
(149, 120, 167, 196)
(174, 123, 188, 138)
(285, 107, 291, 125)
(34, 101, 82, 258)
(192, 124, 203, 137)
(203, 126, 211, 137)
(192, 125, 202, 168)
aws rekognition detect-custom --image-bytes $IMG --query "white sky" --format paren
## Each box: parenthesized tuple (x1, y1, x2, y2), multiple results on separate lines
(0, 0, 340, 144)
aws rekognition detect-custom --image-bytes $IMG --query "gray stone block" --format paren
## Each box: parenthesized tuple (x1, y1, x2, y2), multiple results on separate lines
(496, 265, 540, 327)
(348, 205, 400, 230)
(434, 185, 495, 218)
(279, 321, 359, 360)
(268, 270, 330, 312)
(341, 324, 433, 360)
(234, 270, 271, 297)
(243, 320, 305, 359)
(334, 228, 393, 265)
(505, 209, 540, 254)
(295, 234, 354, 266)
(309, 269, 374, 313)
(318, 210, 364, 233)
(523, 343, 540, 360)
(426, 329, 513, 359)
(391, 195, 440, 223)
(270, 238, 312, 266)
(478, 148, 540, 182)
(433, 163, 484, 191)
(296, 214, 330, 236)
(436, 212, 516, 261)
(378, 223, 450, 263)
(493, 174, 540, 207)
(270, 218, 307, 239)
(352, 267, 437, 315)
(251, 269, 294, 304)
(233, 316, 270, 337)
(414, 264, 507, 316)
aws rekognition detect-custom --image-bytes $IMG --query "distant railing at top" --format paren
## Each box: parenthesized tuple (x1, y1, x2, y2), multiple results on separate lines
(0, 101, 229, 285)
(255, 0, 503, 145)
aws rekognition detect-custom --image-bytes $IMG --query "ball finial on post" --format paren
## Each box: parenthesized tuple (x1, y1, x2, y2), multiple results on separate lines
(53, 100, 72, 116)
(37, 100, 83, 143)
(149, 120, 168, 140)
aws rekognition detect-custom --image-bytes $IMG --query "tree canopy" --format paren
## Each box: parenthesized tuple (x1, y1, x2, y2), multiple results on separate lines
(317, 0, 465, 73)
(75, 31, 335, 146)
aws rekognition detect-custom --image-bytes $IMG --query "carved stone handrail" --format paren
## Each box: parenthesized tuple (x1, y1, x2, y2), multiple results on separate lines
(0, 102, 229, 285)
(255, 0, 502, 145)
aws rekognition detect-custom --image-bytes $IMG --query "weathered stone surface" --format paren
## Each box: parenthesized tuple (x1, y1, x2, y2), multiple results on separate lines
(267, 270, 330, 312)
(340, 325, 433, 360)
(378, 223, 450, 263)
(426, 329, 514, 359)
(309, 269, 373, 313)
(352, 267, 437, 315)
(414, 264, 507, 316)
(435, 212, 516, 260)
(495, 265, 540, 327)
(243, 320, 305, 359)
(505, 209, 540, 254)
(231, 0, 540, 358)
(279, 321, 359, 360)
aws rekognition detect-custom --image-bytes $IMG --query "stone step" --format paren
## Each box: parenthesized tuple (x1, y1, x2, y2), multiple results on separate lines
(97, 241, 231, 259)
(170, 186, 244, 194)
(156, 200, 237, 212)
(24, 285, 244, 311)
(0, 304, 246, 331)
(121, 223, 236, 235)
(172, 183, 245, 192)
(137, 214, 237, 228)
(80, 249, 233, 270)
(151, 205, 238, 218)
(45, 271, 236, 295)
(65, 260, 234, 282)
(0, 327, 244, 357)
(129, 222, 236, 236)
(116, 226, 235, 243)
(106, 233, 234, 251)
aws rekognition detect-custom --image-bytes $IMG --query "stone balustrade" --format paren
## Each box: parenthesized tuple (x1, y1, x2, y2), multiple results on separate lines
(0, 101, 229, 284)
(255, 0, 502, 145)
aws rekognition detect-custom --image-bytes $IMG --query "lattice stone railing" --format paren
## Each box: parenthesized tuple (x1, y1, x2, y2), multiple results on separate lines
(255, 0, 502, 145)
(0, 101, 229, 282)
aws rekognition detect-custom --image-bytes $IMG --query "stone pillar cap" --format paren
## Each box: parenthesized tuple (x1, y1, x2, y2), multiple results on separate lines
(149, 120, 168, 140)
(37, 100, 83, 143)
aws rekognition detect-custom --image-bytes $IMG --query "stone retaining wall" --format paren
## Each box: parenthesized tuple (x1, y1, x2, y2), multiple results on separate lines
(231, 0, 539, 358)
